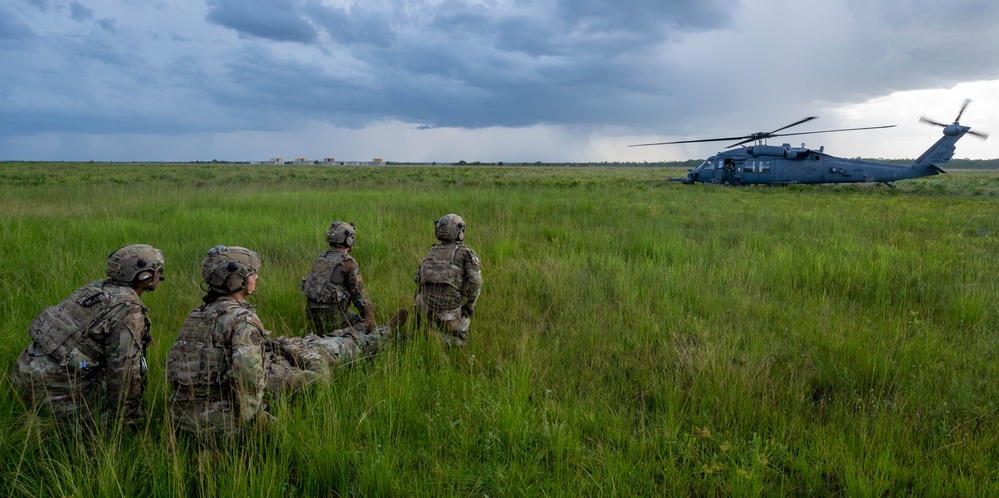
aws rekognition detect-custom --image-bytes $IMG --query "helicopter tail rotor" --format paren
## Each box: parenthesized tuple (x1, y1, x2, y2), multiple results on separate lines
(918, 116, 948, 128)
(920, 98, 989, 140)
(955, 98, 971, 122)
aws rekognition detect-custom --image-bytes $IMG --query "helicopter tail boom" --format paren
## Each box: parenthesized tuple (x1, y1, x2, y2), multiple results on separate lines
(910, 126, 967, 171)
(911, 99, 988, 171)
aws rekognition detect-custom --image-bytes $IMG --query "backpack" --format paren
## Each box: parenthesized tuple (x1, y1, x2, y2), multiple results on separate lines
(300, 250, 349, 304)
(165, 301, 244, 387)
(27, 281, 130, 367)
(418, 244, 463, 290)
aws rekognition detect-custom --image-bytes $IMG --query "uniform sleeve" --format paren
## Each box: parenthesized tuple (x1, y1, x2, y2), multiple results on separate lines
(462, 247, 483, 305)
(228, 312, 269, 423)
(103, 303, 149, 427)
(343, 259, 374, 320)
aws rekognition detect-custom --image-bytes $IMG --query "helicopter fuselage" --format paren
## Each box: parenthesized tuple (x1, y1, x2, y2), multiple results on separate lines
(682, 144, 939, 185)
(638, 102, 985, 187)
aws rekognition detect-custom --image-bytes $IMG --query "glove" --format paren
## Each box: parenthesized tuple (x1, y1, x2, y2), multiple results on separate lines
(461, 302, 475, 318)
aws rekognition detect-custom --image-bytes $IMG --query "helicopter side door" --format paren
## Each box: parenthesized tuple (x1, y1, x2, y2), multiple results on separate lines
(713, 158, 726, 183)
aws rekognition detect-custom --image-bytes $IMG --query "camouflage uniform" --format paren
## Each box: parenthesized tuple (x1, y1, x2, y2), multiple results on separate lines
(166, 297, 270, 437)
(302, 221, 377, 334)
(166, 245, 269, 437)
(414, 214, 482, 346)
(264, 321, 398, 394)
(302, 251, 376, 332)
(166, 245, 407, 433)
(10, 244, 164, 430)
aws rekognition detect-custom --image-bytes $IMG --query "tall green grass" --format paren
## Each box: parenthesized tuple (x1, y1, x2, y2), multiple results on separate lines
(2, 163, 998, 495)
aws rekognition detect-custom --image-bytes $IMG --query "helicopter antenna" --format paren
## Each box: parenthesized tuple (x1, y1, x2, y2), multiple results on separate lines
(918, 99, 989, 139)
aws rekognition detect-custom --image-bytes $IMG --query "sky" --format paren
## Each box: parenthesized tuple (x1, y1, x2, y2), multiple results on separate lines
(1, 0, 997, 163)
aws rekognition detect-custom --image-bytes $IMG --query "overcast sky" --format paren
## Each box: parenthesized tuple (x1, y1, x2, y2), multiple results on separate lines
(2, 0, 997, 162)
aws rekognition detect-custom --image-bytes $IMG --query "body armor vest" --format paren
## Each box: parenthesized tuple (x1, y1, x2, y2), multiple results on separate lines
(418, 244, 463, 290)
(166, 300, 246, 387)
(301, 250, 349, 304)
(27, 281, 138, 369)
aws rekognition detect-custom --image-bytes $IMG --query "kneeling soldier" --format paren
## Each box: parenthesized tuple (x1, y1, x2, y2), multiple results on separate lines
(166, 245, 271, 437)
(414, 214, 482, 346)
(302, 221, 378, 334)
(11, 244, 165, 431)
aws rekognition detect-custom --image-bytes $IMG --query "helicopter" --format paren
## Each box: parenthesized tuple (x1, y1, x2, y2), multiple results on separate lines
(630, 100, 989, 186)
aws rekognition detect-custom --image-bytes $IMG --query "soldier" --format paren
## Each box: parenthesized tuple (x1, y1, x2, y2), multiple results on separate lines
(301, 221, 378, 334)
(265, 306, 408, 394)
(10, 244, 165, 431)
(166, 245, 408, 436)
(166, 245, 270, 437)
(413, 214, 482, 346)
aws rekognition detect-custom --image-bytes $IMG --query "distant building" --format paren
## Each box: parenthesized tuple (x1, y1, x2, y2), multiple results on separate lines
(302, 158, 389, 166)
(268, 157, 283, 164)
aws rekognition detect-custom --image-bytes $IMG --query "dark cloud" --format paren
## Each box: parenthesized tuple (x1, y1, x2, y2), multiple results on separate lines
(206, 0, 318, 43)
(0, 9, 35, 40)
(96, 18, 118, 32)
(3, 0, 999, 161)
(195, 0, 740, 129)
(557, 0, 730, 34)
(304, 3, 394, 47)
(69, 2, 94, 21)
(24, 0, 52, 12)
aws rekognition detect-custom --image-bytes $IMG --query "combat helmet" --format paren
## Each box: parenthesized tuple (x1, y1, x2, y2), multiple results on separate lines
(435, 214, 465, 242)
(326, 221, 356, 248)
(106, 244, 165, 287)
(201, 245, 260, 294)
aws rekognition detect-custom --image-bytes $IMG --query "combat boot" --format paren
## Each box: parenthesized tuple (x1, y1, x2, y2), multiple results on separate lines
(388, 307, 408, 330)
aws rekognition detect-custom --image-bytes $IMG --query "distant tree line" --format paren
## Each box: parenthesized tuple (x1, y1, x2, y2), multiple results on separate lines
(935, 158, 999, 169)
(385, 158, 999, 169)
(5, 158, 997, 168)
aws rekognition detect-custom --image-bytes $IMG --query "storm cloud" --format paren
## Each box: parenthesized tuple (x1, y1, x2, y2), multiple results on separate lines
(1, 0, 997, 161)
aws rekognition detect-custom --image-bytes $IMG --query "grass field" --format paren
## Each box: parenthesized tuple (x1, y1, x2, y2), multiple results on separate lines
(2, 162, 999, 496)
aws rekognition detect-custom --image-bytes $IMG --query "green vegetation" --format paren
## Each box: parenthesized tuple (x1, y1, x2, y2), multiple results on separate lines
(2, 163, 999, 495)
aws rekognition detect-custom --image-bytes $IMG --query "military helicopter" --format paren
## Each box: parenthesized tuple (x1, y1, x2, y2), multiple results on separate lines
(631, 100, 988, 186)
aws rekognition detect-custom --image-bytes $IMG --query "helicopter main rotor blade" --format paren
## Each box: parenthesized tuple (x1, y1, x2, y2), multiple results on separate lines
(721, 116, 821, 148)
(968, 129, 989, 139)
(768, 116, 818, 134)
(631, 119, 894, 149)
(726, 137, 760, 148)
(629, 136, 752, 147)
(723, 124, 896, 149)
(770, 124, 897, 138)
